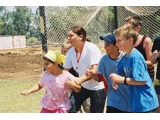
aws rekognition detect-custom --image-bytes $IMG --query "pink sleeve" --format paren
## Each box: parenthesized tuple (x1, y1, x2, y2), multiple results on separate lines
(38, 72, 45, 87)
(67, 72, 75, 81)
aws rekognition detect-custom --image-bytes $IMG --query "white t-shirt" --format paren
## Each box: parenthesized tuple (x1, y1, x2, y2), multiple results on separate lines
(63, 41, 104, 90)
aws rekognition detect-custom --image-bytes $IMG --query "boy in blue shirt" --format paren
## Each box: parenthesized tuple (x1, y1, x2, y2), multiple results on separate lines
(98, 34, 129, 112)
(87, 34, 129, 112)
(110, 24, 159, 112)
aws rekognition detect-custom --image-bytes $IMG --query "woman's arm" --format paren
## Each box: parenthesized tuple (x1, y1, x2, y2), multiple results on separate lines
(74, 64, 98, 85)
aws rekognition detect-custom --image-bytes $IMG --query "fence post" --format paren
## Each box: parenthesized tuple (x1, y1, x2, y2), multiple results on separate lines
(113, 6, 118, 29)
(39, 6, 48, 54)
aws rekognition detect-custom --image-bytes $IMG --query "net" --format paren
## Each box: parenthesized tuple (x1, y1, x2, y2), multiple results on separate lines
(117, 6, 160, 39)
(41, 6, 116, 48)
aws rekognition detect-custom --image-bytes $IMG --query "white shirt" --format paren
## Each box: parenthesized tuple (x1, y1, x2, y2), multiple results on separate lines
(63, 41, 104, 90)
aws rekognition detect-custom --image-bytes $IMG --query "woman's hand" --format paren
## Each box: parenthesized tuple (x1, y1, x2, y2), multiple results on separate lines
(86, 69, 94, 78)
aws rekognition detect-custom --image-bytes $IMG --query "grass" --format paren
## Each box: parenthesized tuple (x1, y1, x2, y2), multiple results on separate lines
(0, 78, 44, 113)
(0, 63, 156, 113)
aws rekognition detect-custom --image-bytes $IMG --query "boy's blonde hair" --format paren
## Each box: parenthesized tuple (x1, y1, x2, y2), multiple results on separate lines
(115, 24, 139, 45)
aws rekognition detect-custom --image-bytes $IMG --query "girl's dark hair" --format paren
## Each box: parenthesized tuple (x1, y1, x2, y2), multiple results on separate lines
(71, 26, 91, 42)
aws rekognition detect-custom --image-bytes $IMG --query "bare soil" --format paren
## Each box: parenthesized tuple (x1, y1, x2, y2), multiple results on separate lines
(0, 47, 59, 80)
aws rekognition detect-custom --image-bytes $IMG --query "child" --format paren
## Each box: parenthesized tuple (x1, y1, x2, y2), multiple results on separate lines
(21, 51, 81, 113)
(151, 36, 160, 112)
(110, 24, 159, 112)
(87, 34, 129, 113)
(124, 16, 154, 81)
(61, 40, 79, 77)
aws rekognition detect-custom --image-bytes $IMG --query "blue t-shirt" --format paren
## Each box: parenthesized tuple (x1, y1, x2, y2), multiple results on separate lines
(117, 48, 159, 112)
(98, 53, 129, 112)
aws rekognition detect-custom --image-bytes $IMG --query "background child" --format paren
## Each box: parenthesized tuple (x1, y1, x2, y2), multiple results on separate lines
(21, 51, 81, 113)
(110, 24, 159, 112)
(151, 36, 160, 112)
(61, 40, 79, 77)
(124, 15, 154, 81)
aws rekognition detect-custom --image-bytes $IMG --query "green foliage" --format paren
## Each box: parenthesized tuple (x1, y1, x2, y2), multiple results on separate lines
(12, 6, 32, 35)
(26, 37, 40, 46)
(0, 6, 40, 40)
(0, 18, 4, 34)
(27, 8, 41, 40)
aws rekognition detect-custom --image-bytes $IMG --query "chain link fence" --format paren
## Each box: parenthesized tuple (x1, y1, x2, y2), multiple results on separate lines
(39, 6, 116, 51)
(117, 6, 160, 40)
(39, 6, 160, 51)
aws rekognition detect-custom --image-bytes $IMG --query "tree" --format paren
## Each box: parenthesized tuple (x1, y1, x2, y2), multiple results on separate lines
(12, 6, 32, 35)
(1, 6, 33, 36)
(0, 6, 7, 35)
(27, 7, 41, 40)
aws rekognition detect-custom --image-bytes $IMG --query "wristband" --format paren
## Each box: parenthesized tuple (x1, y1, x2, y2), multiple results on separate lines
(124, 77, 128, 85)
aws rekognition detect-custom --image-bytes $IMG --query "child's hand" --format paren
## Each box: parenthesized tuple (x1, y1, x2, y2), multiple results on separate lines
(112, 81, 118, 90)
(66, 79, 76, 88)
(109, 73, 122, 83)
(21, 90, 30, 96)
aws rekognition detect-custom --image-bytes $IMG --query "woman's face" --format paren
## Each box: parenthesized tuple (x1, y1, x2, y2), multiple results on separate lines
(67, 30, 80, 47)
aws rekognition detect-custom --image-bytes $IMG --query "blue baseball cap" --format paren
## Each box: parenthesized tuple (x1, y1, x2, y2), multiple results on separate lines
(100, 33, 116, 45)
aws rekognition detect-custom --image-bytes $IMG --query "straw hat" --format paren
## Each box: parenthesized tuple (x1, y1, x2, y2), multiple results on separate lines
(44, 51, 66, 64)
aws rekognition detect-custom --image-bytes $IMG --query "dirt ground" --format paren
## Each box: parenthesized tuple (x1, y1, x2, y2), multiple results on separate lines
(0, 46, 60, 80)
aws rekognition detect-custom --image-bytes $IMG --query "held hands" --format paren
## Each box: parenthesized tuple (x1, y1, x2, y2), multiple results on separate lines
(86, 69, 94, 78)
(86, 69, 99, 81)
(21, 90, 31, 96)
(73, 68, 97, 85)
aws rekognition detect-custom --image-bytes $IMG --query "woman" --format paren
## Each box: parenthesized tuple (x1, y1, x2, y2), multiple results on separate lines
(63, 26, 106, 113)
